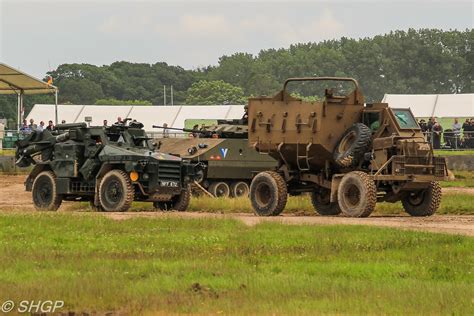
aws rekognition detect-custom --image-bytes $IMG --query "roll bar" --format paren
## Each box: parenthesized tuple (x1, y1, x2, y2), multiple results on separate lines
(282, 77, 360, 93)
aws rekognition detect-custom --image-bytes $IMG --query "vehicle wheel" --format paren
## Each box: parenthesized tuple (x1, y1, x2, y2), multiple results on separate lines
(250, 171, 287, 216)
(89, 200, 105, 212)
(230, 181, 249, 198)
(153, 184, 191, 212)
(99, 170, 134, 212)
(401, 182, 441, 216)
(311, 188, 341, 215)
(334, 123, 372, 168)
(32, 171, 62, 211)
(208, 181, 230, 198)
(337, 171, 377, 217)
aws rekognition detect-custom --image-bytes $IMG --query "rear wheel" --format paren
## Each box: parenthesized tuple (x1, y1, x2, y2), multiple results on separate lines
(401, 182, 441, 216)
(208, 181, 230, 198)
(250, 171, 287, 216)
(154, 184, 191, 212)
(337, 171, 377, 217)
(230, 181, 249, 198)
(32, 171, 62, 211)
(99, 170, 134, 212)
(311, 188, 341, 215)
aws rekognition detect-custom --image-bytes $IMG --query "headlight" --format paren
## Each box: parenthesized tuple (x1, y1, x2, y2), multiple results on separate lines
(130, 171, 139, 182)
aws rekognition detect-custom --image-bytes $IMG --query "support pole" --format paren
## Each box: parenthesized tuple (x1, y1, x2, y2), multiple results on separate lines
(55, 89, 59, 126)
(163, 85, 167, 105)
(17, 92, 21, 131)
(171, 85, 174, 106)
(19, 92, 24, 129)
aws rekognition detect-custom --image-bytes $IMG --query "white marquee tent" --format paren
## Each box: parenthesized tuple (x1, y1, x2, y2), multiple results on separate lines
(382, 93, 474, 118)
(26, 104, 246, 131)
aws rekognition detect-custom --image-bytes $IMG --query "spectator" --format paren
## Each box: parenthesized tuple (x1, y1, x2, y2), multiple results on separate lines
(462, 118, 470, 132)
(418, 119, 428, 133)
(432, 121, 443, 149)
(162, 123, 169, 138)
(115, 117, 123, 125)
(426, 117, 436, 143)
(20, 119, 31, 134)
(452, 118, 462, 148)
(464, 118, 474, 148)
(103, 119, 108, 127)
(28, 118, 37, 130)
(61, 120, 66, 124)
(46, 120, 54, 131)
(37, 121, 45, 132)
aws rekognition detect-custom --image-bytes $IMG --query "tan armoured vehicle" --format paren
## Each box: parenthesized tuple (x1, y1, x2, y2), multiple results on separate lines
(247, 77, 447, 217)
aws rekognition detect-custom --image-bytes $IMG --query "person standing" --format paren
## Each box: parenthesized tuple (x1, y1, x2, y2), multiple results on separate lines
(452, 118, 462, 149)
(37, 121, 45, 132)
(20, 119, 31, 135)
(432, 121, 443, 149)
(103, 119, 108, 127)
(46, 120, 54, 131)
(28, 118, 37, 131)
(162, 123, 169, 138)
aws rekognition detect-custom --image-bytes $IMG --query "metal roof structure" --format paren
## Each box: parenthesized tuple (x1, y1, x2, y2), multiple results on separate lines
(382, 93, 474, 118)
(0, 63, 59, 129)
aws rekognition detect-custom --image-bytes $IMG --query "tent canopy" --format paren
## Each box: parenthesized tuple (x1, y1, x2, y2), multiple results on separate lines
(382, 93, 474, 118)
(0, 63, 57, 95)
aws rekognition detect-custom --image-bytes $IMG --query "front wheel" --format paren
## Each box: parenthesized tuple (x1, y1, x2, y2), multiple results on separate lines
(32, 171, 62, 211)
(153, 184, 191, 212)
(401, 182, 441, 216)
(337, 171, 377, 217)
(250, 171, 287, 216)
(99, 170, 134, 212)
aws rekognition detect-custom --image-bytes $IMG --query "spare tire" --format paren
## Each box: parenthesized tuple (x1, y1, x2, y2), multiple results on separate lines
(333, 123, 372, 168)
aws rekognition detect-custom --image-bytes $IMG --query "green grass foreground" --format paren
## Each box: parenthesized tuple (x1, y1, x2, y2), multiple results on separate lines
(0, 213, 472, 314)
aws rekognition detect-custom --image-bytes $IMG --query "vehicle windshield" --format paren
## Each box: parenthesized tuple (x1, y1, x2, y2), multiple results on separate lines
(393, 109, 419, 129)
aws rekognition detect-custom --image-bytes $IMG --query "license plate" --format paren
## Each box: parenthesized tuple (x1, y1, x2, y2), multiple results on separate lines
(159, 180, 179, 188)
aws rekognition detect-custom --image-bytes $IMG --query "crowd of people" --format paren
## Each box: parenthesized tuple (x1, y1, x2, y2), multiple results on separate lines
(19, 118, 66, 134)
(418, 117, 474, 149)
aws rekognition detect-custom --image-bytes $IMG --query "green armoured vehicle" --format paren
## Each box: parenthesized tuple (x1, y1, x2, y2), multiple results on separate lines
(153, 118, 277, 198)
(247, 77, 448, 217)
(15, 121, 202, 212)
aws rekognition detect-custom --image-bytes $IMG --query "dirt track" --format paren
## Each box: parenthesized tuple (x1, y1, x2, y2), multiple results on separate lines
(1, 175, 473, 236)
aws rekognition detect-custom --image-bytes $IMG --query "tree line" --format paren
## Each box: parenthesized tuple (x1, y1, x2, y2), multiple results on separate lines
(1, 28, 472, 128)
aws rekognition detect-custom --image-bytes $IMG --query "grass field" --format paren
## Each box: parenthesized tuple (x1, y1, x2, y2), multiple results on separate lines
(0, 213, 472, 314)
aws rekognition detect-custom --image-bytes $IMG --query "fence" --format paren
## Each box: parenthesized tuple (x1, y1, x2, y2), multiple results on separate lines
(2, 129, 474, 150)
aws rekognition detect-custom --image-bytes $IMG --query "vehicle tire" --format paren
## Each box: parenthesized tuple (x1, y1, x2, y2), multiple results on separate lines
(334, 123, 372, 168)
(230, 181, 249, 198)
(250, 171, 287, 216)
(99, 170, 134, 212)
(208, 181, 230, 198)
(401, 182, 441, 217)
(337, 171, 377, 217)
(311, 188, 341, 215)
(32, 171, 62, 211)
(153, 184, 191, 212)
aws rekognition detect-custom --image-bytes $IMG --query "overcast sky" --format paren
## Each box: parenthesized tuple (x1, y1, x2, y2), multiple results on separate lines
(1, 0, 472, 78)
